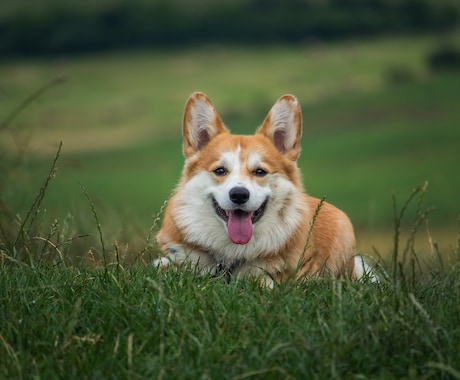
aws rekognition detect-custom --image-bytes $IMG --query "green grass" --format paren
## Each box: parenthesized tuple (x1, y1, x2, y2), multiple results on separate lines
(1, 142, 460, 378)
(1, 35, 460, 378)
(1, 252, 460, 379)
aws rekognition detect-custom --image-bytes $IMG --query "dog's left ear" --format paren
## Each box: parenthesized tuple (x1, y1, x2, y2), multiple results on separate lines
(257, 94, 302, 161)
(182, 92, 228, 158)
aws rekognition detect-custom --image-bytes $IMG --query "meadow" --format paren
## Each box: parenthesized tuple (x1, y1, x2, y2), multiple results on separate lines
(1, 252, 460, 379)
(1, 33, 460, 378)
(2, 33, 460, 259)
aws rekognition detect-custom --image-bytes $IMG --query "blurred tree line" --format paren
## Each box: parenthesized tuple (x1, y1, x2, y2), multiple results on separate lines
(0, 0, 459, 56)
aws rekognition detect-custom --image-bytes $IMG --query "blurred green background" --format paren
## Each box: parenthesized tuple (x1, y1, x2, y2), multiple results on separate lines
(1, 0, 459, 258)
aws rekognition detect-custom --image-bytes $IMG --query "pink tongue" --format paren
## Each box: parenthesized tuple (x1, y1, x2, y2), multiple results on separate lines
(227, 211, 253, 245)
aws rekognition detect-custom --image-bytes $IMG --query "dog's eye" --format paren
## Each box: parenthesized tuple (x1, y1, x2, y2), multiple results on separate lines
(253, 168, 267, 177)
(213, 167, 227, 176)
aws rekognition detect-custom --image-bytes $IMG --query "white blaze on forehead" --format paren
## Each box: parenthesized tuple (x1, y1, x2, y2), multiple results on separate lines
(218, 144, 242, 174)
(220, 149, 240, 174)
(247, 152, 262, 170)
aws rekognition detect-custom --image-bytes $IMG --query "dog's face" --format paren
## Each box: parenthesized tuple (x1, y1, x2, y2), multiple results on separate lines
(174, 92, 304, 255)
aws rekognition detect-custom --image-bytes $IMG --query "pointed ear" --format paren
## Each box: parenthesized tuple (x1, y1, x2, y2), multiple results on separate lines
(182, 92, 228, 158)
(257, 94, 302, 161)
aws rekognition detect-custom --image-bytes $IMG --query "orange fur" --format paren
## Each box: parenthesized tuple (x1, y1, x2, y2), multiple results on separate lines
(156, 92, 362, 285)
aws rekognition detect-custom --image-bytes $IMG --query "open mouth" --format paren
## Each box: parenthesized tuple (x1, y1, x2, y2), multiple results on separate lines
(212, 198, 267, 245)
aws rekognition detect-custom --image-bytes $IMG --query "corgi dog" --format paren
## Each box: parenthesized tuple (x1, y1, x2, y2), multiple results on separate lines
(155, 92, 375, 286)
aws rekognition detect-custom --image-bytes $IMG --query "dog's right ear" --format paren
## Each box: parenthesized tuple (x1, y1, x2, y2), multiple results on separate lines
(182, 92, 228, 158)
(257, 94, 302, 161)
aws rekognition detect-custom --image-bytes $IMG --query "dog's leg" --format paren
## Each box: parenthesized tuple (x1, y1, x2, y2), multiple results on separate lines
(353, 255, 379, 282)
(232, 261, 277, 288)
(153, 244, 217, 275)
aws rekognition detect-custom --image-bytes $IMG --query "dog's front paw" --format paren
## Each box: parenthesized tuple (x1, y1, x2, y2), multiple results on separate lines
(153, 256, 171, 268)
(354, 255, 379, 282)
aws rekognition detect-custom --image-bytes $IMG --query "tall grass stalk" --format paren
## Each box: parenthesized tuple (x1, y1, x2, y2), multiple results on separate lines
(0, 77, 65, 132)
(391, 181, 433, 284)
(79, 183, 108, 276)
(1, 78, 67, 267)
(11, 141, 62, 264)
(296, 196, 326, 277)
(139, 196, 170, 262)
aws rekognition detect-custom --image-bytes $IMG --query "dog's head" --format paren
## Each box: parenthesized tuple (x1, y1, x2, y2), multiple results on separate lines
(179, 92, 303, 247)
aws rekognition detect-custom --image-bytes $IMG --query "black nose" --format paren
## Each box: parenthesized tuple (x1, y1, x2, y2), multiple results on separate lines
(229, 187, 250, 205)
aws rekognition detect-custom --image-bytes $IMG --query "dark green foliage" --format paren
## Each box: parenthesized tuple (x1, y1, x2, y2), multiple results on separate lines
(428, 45, 460, 72)
(0, 0, 459, 56)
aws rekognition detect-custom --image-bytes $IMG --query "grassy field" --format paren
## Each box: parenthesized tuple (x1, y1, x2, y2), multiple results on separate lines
(0, 35, 453, 152)
(1, 34, 460, 379)
(1, 182, 460, 379)
(2, 33, 460, 259)
(1, 238, 460, 379)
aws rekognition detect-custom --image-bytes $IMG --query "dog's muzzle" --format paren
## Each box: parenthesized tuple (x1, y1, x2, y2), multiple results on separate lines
(212, 188, 267, 245)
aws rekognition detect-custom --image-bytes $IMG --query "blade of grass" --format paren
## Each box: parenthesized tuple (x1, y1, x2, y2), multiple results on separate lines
(79, 183, 107, 275)
(12, 141, 63, 257)
(296, 196, 326, 277)
(391, 182, 428, 283)
(0, 77, 66, 132)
